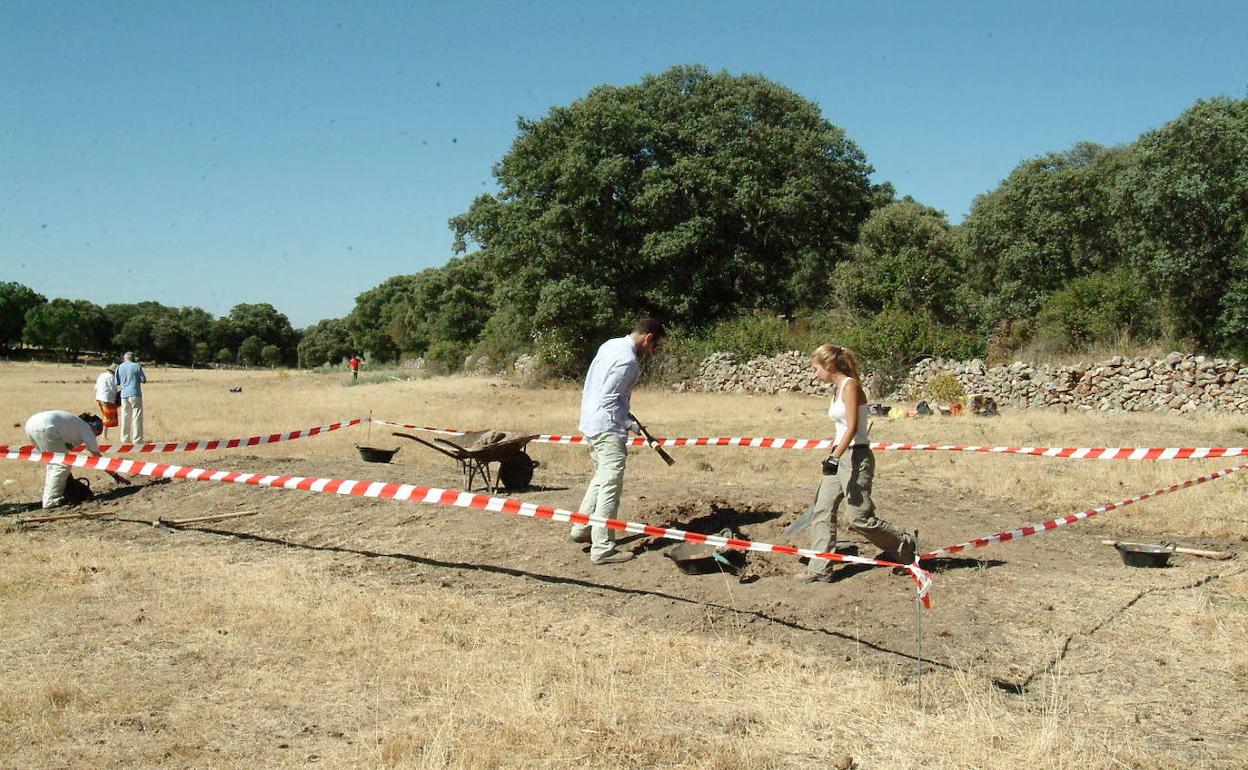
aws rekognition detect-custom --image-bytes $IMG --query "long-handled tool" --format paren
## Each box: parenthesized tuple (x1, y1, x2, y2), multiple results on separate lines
(628, 413, 675, 466)
(19, 509, 116, 525)
(155, 509, 260, 528)
(781, 482, 822, 540)
(1100, 539, 1233, 560)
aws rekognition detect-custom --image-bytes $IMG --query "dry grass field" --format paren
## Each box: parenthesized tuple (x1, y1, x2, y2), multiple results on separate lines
(2, 361, 1246, 769)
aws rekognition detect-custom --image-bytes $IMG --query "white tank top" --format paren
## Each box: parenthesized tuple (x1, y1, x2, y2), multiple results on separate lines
(828, 377, 870, 446)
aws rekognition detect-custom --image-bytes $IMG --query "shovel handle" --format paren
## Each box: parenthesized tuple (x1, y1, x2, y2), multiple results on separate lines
(629, 413, 676, 466)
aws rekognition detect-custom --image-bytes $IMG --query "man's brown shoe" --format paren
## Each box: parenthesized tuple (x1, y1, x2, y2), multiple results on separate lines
(591, 549, 635, 565)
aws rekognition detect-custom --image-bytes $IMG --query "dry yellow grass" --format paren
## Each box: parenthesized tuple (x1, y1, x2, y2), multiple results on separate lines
(2, 361, 1246, 769)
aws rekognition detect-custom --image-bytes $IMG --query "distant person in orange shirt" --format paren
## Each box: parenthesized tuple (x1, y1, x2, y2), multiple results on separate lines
(349, 355, 361, 381)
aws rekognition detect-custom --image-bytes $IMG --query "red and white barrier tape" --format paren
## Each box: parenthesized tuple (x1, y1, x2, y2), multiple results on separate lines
(1, 448, 933, 606)
(922, 463, 1248, 558)
(0, 418, 365, 456)
(373, 420, 1248, 459)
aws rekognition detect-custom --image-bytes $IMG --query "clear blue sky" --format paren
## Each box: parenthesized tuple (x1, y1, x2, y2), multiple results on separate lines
(2, 1, 1244, 327)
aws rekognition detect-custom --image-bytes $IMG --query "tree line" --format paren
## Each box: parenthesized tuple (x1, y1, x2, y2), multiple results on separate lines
(314, 66, 1246, 379)
(0, 290, 302, 367)
(7, 67, 1244, 376)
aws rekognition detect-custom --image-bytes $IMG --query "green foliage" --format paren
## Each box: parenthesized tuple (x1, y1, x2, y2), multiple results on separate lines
(961, 142, 1131, 322)
(0, 282, 46, 348)
(215, 347, 234, 365)
(388, 255, 494, 357)
(260, 344, 283, 367)
(297, 318, 352, 368)
(193, 342, 213, 366)
(832, 309, 984, 395)
(926, 373, 966, 405)
(451, 64, 875, 340)
(101, 301, 296, 365)
(527, 278, 621, 377)
(958, 97, 1247, 358)
(22, 298, 110, 357)
(237, 335, 265, 367)
(645, 314, 795, 383)
(347, 275, 422, 362)
(1034, 269, 1162, 350)
(424, 339, 469, 374)
(834, 200, 966, 324)
(1112, 96, 1248, 350)
(217, 304, 299, 365)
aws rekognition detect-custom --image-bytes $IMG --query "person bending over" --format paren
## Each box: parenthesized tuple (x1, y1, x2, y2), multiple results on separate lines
(23, 410, 130, 509)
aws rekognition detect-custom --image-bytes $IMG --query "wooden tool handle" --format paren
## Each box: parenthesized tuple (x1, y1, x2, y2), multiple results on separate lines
(159, 509, 260, 527)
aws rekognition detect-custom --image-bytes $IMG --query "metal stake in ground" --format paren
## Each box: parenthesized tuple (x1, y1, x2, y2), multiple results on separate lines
(914, 529, 924, 712)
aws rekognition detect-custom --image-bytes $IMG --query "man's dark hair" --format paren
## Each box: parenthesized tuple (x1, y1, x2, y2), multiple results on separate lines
(634, 317, 667, 339)
(79, 413, 103, 431)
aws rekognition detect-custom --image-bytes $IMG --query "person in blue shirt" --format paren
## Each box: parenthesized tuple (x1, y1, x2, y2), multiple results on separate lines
(569, 318, 666, 565)
(115, 351, 148, 443)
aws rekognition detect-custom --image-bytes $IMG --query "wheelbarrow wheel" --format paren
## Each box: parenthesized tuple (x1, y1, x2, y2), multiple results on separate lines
(498, 450, 537, 491)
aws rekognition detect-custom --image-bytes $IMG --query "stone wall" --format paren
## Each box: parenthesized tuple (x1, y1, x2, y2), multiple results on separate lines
(692, 351, 1248, 414)
(907, 354, 1248, 413)
(691, 351, 836, 397)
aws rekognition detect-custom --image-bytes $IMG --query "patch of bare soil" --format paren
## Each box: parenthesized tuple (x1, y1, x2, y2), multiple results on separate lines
(8, 446, 1245, 765)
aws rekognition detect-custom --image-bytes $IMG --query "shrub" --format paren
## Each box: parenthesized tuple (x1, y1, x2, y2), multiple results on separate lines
(926, 373, 966, 405)
(1035, 269, 1161, 351)
(424, 339, 468, 375)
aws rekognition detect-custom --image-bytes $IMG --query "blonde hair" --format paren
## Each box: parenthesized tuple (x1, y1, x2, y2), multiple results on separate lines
(811, 344, 861, 381)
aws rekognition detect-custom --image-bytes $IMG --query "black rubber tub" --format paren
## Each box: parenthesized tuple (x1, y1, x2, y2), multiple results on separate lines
(1114, 541, 1176, 568)
(356, 445, 400, 464)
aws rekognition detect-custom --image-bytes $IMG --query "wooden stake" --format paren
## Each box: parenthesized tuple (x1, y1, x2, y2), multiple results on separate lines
(19, 509, 116, 524)
(1100, 539, 1233, 561)
(156, 509, 260, 527)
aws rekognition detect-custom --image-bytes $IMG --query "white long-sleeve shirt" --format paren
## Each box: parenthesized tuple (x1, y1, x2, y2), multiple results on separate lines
(94, 371, 118, 402)
(578, 336, 641, 438)
(24, 410, 101, 453)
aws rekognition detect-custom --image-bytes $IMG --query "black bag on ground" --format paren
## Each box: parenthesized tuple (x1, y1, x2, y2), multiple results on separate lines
(62, 474, 94, 505)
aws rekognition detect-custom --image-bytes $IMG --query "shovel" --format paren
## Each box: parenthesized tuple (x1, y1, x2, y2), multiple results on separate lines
(628, 413, 675, 466)
(781, 482, 822, 540)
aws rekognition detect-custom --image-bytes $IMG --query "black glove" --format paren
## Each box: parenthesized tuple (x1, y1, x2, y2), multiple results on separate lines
(821, 455, 839, 476)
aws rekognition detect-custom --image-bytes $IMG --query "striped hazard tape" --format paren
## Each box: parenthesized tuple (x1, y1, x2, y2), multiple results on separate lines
(922, 463, 1248, 558)
(373, 420, 1248, 459)
(0, 447, 933, 607)
(0, 418, 366, 456)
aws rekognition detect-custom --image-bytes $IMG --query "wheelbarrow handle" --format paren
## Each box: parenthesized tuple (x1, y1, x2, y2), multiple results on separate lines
(392, 432, 464, 460)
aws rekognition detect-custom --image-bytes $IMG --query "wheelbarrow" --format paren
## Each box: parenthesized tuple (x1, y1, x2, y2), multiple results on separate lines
(393, 430, 540, 492)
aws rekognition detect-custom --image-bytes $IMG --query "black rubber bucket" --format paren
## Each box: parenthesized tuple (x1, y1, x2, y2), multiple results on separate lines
(356, 445, 400, 463)
(1114, 541, 1176, 568)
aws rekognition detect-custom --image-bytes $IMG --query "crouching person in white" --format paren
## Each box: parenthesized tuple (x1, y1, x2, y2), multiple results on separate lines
(23, 411, 130, 508)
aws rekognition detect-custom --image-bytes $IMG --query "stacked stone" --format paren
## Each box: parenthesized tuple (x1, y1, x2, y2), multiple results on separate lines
(907, 353, 1248, 413)
(691, 351, 1248, 413)
(697, 351, 836, 396)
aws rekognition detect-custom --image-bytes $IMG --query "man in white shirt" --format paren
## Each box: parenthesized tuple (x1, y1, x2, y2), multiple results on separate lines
(23, 410, 130, 508)
(569, 318, 666, 564)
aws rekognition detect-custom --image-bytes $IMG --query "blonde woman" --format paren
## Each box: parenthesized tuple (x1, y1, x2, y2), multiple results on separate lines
(796, 344, 915, 583)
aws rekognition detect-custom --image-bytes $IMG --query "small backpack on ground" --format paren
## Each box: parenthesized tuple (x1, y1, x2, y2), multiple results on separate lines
(62, 474, 95, 505)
